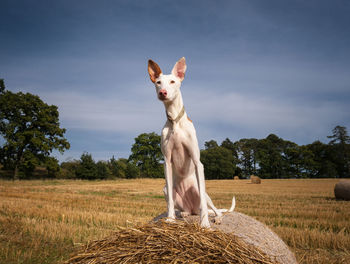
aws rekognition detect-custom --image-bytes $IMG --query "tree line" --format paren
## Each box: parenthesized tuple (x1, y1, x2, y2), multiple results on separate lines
(54, 126, 350, 180)
(200, 126, 350, 179)
(1, 80, 349, 179)
(58, 133, 162, 180)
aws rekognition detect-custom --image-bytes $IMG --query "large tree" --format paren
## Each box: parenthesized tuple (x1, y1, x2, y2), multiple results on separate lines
(256, 134, 285, 178)
(234, 138, 259, 177)
(221, 138, 238, 160)
(283, 141, 316, 178)
(200, 146, 237, 179)
(0, 83, 70, 179)
(128, 132, 163, 178)
(306, 141, 337, 178)
(327, 125, 350, 177)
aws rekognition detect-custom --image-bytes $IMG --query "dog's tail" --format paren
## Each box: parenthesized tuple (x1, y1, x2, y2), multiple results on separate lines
(207, 195, 236, 215)
(228, 196, 236, 212)
(211, 196, 236, 214)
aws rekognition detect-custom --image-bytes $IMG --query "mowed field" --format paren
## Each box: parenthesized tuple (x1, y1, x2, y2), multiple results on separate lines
(0, 178, 349, 264)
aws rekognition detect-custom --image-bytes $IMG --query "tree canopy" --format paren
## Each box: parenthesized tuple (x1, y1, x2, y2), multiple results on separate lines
(128, 132, 163, 178)
(201, 142, 238, 179)
(327, 126, 350, 178)
(0, 82, 70, 179)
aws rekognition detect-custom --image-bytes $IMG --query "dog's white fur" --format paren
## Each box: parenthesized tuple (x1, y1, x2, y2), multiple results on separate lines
(148, 57, 235, 228)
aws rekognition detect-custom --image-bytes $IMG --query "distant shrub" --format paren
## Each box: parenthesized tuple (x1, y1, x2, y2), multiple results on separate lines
(60, 160, 80, 179)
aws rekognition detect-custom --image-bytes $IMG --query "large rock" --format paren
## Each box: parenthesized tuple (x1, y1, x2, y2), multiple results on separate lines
(154, 211, 297, 264)
(334, 180, 350, 200)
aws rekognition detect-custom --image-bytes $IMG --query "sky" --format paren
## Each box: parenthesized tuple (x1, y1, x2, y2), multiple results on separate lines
(1, 0, 350, 162)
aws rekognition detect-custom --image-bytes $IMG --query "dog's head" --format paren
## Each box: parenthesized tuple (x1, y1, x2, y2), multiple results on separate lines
(148, 57, 187, 102)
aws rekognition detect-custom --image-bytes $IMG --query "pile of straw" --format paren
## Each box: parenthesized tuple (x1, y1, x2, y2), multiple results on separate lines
(67, 220, 278, 264)
(234, 176, 240, 180)
(251, 175, 261, 184)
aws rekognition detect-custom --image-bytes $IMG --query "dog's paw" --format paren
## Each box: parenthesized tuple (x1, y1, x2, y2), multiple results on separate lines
(200, 218, 211, 229)
(165, 217, 176, 223)
(180, 212, 190, 218)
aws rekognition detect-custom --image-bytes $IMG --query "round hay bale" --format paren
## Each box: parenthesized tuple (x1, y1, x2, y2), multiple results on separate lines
(153, 212, 297, 264)
(334, 180, 350, 200)
(66, 219, 282, 264)
(251, 175, 261, 184)
(66, 212, 297, 264)
(234, 176, 239, 180)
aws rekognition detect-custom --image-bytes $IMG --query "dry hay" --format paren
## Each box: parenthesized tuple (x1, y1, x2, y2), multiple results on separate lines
(153, 212, 298, 264)
(251, 175, 261, 184)
(66, 220, 280, 264)
(334, 180, 350, 200)
(154, 212, 297, 264)
(67, 212, 297, 264)
(234, 176, 240, 180)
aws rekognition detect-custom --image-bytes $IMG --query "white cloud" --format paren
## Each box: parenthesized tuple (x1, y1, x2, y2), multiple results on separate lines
(184, 88, 349, 144)
(41, 85, 348, 148)
(41, 89, 165, 134)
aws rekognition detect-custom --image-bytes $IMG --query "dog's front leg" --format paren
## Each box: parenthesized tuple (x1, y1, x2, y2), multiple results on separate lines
(194, 160, 210, 228)
(183, 133, 210, 228)
(164, 159, 176, 220)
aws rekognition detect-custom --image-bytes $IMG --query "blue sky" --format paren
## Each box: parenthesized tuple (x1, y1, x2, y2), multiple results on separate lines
(1, 0, 350, 162)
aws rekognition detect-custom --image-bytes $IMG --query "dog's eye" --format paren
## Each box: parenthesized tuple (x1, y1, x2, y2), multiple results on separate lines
(170, 80, 175, 84)
(156, 81, 161, 84)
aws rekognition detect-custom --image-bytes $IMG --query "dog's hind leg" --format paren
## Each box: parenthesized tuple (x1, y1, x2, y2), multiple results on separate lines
(206, 193, 222, 217)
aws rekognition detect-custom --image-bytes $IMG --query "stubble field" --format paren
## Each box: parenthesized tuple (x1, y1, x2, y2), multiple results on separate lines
(0, 178, 349, 264)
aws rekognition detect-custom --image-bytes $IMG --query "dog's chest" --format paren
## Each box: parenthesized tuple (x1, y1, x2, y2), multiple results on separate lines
(163, 130, 193, 176)
(164, 130, 185, 154)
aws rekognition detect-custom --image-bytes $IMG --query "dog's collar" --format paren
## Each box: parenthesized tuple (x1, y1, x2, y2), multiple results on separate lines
(166, 106, 185, 124)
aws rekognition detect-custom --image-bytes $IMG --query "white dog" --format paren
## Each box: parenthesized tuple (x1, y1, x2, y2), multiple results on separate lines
(148, 57, 235, 228)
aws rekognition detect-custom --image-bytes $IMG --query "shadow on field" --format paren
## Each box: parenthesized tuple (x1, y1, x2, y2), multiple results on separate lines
(311, 196, 336, 201)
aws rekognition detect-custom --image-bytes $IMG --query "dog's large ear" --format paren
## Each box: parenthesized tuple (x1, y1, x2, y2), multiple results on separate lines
(171, 57, 187, 81)
(148, 60, 162, 83)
